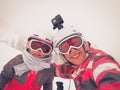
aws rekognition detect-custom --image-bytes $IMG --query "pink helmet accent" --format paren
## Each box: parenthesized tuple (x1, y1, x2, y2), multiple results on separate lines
(27, 34, 53, 48)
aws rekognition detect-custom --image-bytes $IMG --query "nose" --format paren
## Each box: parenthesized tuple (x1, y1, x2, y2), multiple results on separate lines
(37, 49, 43, 53)
(69, 47, 78, 53)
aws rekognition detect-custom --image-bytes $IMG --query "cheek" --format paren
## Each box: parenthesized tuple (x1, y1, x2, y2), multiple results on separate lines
(30, 50, 42, 56)
(78, 48, 86, 59)
(64, 55, 70, 61)
(30, 50, 36, 54)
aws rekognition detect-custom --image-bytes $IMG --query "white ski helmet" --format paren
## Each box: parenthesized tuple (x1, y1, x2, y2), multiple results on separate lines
(53, 26, 89, 55)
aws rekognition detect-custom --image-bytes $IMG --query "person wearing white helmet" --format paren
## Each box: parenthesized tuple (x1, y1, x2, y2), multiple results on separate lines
(53, 25, 120, 90)
(0, 34, 54, 90)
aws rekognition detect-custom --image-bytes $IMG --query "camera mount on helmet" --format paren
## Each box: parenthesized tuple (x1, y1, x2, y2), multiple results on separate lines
(51, 14, 64, 30)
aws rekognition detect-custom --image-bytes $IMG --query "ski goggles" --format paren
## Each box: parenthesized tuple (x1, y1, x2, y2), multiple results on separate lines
(55, 35, 84, 54)
(29, 39, 53, 55)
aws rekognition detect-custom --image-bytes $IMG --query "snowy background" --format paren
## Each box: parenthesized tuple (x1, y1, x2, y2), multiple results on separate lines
(0, 0, 120, 90)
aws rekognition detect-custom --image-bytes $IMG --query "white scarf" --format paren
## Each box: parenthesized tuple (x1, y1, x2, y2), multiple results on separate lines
(14, 50, 52, 76)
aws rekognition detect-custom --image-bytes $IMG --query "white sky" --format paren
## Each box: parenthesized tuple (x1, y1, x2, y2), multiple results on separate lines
(0, 0, 120, 61)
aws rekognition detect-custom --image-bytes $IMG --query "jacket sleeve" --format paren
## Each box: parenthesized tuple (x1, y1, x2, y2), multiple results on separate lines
(0, 60, 15, 89)
(92, 56, 120, 90)
(96, 70, 120, 90)
(52, 63, 75, 78)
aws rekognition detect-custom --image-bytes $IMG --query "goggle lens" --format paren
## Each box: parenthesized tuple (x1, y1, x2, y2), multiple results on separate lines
(30, 40, 51, 54)
(59, 37, 82, 53)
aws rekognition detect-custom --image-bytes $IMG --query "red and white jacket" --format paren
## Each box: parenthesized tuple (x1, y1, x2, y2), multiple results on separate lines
(54, 47, 120, 90)
(0, 55, 54, 90)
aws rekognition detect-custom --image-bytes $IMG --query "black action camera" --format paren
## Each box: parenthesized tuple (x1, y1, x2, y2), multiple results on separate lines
(51, 14, 64, 30)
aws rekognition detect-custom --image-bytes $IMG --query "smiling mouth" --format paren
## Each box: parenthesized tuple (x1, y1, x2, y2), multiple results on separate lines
(71, 53, 80, 59)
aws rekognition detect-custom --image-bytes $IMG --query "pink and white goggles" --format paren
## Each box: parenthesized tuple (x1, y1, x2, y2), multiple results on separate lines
(55, 35, 84, 54)
(29, 39, 53, 55)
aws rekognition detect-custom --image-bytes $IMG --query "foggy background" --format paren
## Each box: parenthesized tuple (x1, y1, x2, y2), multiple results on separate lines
(0, 0, 120, 61)
(0, 0, 120, 90)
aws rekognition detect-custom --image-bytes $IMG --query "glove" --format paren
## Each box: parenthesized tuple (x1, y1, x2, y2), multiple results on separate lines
(59, 64, 76, 78)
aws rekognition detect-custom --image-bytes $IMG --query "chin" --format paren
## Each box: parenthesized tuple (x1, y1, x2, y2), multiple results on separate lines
(74, 63, 81, 66)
